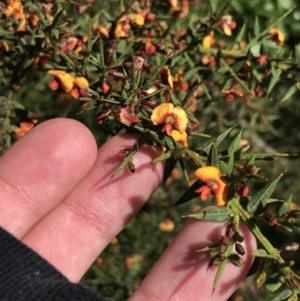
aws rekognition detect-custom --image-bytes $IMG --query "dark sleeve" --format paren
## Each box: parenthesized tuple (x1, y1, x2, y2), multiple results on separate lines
(0, 227, 108, 301)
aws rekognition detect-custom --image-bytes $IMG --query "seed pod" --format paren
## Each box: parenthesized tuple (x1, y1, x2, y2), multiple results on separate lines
(128, 160, 135, 173)
(233, 231, 244, 243)
(235, 243, 245, 256)
(229, 254, 242, 267)
(246, 165, 257, 174)
(254, 269, 266, 291)
(210, 255, 224, 266)
(210, 247, 222, 258)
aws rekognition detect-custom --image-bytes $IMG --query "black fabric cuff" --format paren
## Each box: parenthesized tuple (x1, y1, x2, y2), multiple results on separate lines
(0, 227, 107, 301)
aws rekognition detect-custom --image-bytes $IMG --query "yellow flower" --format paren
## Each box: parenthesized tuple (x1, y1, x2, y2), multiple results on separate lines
(268, 28, 284, 46)
(151, 103, 188, 141)
(194, 166, 228, 206)
(202, 31, 215, 48)
(171, 130, 188, 147)
(0, 41, 9, 52)
(73, 76, 89, 89)
(48, 70, 74, 92)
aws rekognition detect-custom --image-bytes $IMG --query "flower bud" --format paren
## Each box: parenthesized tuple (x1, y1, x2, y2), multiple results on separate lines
(246, 165, 257, 174)
(237, 185, 249, 197)
(225, 223, 236, 238)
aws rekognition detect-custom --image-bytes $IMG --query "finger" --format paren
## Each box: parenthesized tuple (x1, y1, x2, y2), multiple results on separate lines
(0, 118, 97, 238)
(22, 134, 164, 282)
(129, 219, 256, 301)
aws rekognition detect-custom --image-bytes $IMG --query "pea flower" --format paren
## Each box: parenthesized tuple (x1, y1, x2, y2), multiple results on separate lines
(48, 70, 74, 92)
(48, 71, 89, 98)
(194, 166, 228, 206)
(151, 103, 188, 146)
(268, 28, 284, 46)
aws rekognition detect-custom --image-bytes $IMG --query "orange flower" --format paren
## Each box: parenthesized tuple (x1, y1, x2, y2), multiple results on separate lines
(4, 0, 23, 18)
(268, 28, 284, 46)
(218, 15, 236, 36)
(194, 166, 228, 206)
(159, 219, 175, 232)
(171, 129, 188, 146)
(14, 119, 38, 138)
(4, 0, 26, 31)
(93, 25, 109, 39)
(151, 103, 188, 145)
(48, 70, 74, 92)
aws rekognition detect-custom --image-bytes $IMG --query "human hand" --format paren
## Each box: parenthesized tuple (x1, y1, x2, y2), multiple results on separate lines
(0, 118, 256, 301)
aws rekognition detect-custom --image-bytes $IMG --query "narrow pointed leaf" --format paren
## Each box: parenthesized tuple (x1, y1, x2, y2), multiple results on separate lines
(208, 143, 219, 167)
(280, 85, 297, 103)
(173, 180, 201, 207)
(235, 22, 247, 43)
(228, 129, 243, 154)
(197, 126, 236, 152)
(111, 152, 134, 178)
(163, 157, 177, 185)
(171, 147, 187, 158)
(213, 260, 227, 290)
(227, 151, 235, 175)
(184, 206, 231, 222)
(247, 173, 283, 213)
(153, 152, 172, 163)
(254, 16, 260, 35)
(265, 281, 282, 292)
(243, 154, 256, 169)
(278, 194, 293, 217)
(252, 249, 278, 260)
(179, 159, 190, 184)
(272, 289, 292, 301)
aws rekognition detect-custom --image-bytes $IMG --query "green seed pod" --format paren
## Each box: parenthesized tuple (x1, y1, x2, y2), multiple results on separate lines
(235, 243, 245, 256)
(229, 253, 242, 267)
(210, 255, 224, 266)
(232, 231, 244, 243)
